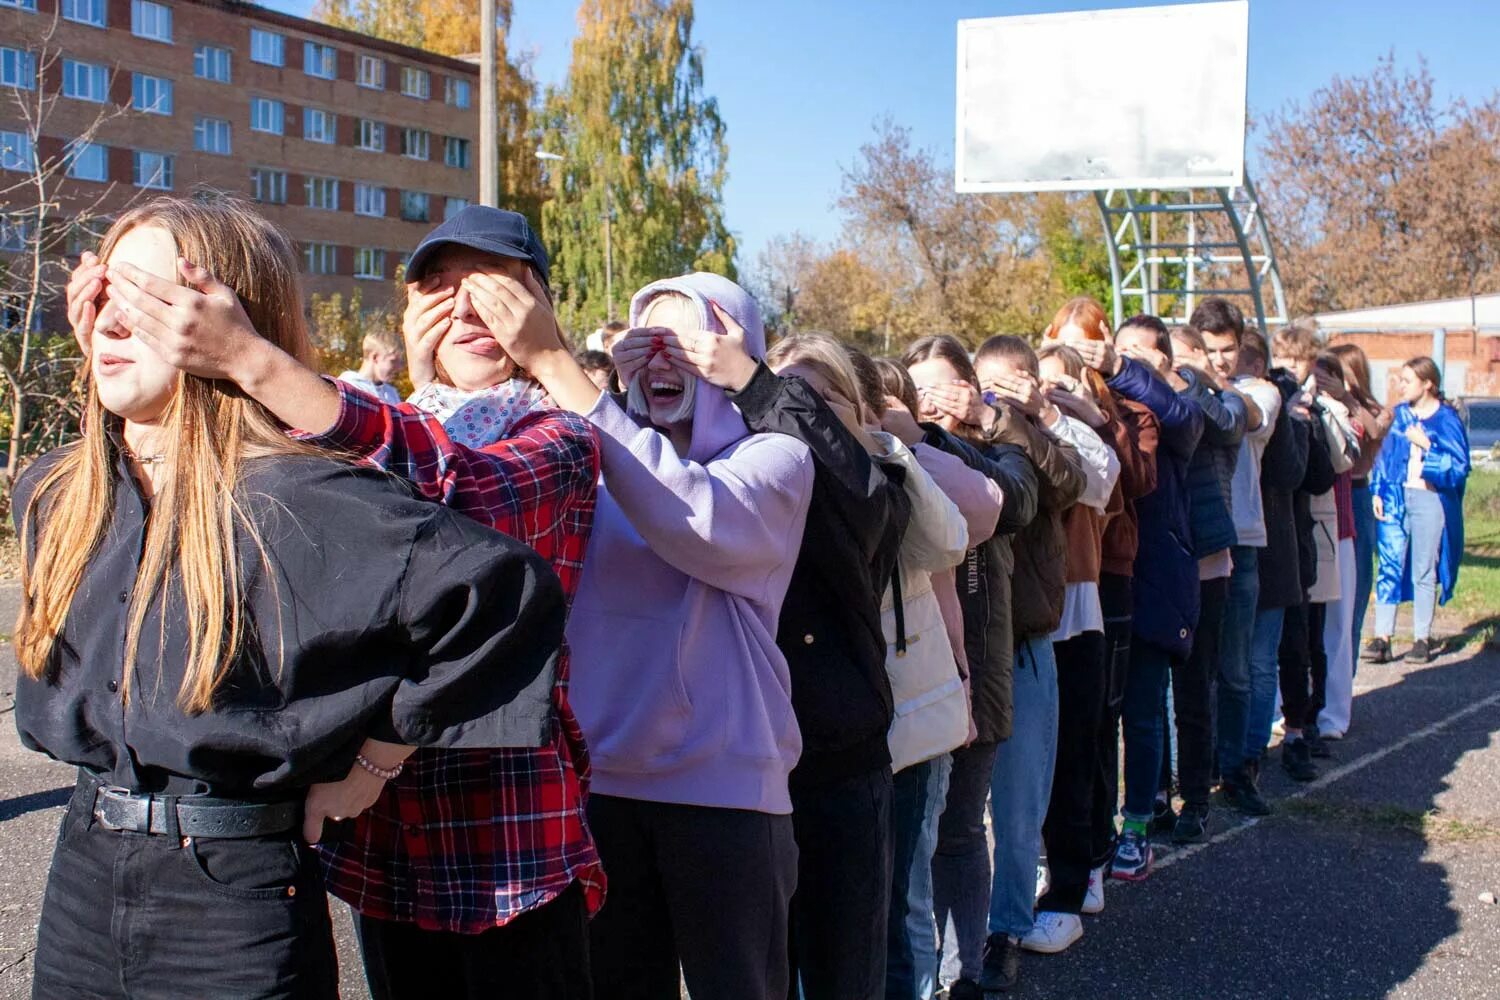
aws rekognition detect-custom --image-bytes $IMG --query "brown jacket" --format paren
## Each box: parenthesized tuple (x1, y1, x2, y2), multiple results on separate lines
(1101, 398, 1159, 578)
(994, 407, 1086, 639)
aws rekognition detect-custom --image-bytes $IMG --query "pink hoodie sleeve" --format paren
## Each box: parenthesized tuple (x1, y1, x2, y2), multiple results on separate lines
(914, 442, 1003, 547)
(588, 393, 814, 604)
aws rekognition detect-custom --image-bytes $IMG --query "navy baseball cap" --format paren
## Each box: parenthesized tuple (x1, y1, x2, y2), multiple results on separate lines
(405, 206, 550, 286)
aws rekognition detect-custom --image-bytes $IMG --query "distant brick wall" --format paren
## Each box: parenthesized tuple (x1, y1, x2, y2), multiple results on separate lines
(1327, 331, 1500, 402)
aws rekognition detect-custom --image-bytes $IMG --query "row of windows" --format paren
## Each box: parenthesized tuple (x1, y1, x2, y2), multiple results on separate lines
(247, 166, 465, 223)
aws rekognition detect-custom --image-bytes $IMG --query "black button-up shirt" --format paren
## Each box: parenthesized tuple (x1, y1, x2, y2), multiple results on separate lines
(13, 446, 565, 799)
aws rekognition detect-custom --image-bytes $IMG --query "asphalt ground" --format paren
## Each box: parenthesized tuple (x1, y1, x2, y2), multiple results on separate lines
(1, 579, 1498, 999)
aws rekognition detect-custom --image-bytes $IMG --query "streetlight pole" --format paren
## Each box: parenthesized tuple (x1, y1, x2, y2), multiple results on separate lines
(479, 0, 498, 207)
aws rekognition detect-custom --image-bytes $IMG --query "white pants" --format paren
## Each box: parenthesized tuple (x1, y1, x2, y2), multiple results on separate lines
(1318, 537, 1358, 738)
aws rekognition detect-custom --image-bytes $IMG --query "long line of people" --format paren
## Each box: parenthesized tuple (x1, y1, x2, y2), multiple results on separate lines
(18, 197, 1471, 1000)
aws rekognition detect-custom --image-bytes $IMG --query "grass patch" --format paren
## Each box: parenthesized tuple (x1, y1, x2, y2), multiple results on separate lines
(1440, 469, 1500, 650)
(1281, 798, 1500, 843)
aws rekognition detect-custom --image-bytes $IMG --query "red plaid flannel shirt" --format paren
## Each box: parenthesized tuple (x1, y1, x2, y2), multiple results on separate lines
(311, 381, 605, 933)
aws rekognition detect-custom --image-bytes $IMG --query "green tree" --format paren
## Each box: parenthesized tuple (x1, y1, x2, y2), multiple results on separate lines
(311, 0, 545, 225)
(539, 0, 735, 333)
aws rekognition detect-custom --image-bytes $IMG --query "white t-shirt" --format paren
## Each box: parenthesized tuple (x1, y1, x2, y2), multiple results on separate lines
(336, 371, 401, 405)
(1229, 376, 1283, 547)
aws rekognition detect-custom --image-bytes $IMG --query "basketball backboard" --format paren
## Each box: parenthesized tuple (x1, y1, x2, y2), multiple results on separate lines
(955, 1, 1249, 193)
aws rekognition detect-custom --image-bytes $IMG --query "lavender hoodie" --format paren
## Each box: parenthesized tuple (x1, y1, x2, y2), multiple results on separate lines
(566, 274, 815, 814)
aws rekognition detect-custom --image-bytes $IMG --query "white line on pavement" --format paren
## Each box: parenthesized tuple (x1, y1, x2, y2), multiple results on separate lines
(1154, 686, 1500, 873)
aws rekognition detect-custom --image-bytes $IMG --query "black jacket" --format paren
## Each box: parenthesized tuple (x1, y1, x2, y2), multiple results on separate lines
(730, 364, 910, 789)
(919, 425, 1038, 744)
(1257, 369, 1314, 610)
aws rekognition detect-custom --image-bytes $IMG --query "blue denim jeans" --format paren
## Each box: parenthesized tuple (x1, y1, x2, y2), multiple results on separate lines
(886, 754, 951, 1000)
(987, 636, 1059, 938)
(1375, 487, 1447, 642)
(1243, 606, 1287, 765)
(1120, 638, 1174, 822)
(1215, 546, 1259, 774)
(1351, 482, 1377, 654)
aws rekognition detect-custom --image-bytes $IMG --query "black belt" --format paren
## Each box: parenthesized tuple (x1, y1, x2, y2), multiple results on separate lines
(80, 770, 300, 839)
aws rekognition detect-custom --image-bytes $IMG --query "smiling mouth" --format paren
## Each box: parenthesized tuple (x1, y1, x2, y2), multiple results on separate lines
(647, 379, 684, 403)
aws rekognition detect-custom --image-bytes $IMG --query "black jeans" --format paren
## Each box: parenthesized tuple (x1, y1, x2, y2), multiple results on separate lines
(357, 883, 591, 999)
(932, 740, 1000, 983)
(1173, 576, 1229, 807)
(1040, 629, 1108, 914)
(33, 779, 337, 1000)
(1280, 600, 1329, 731)
(1090, 573, 1133, 868)
(586, 794, 797, 1000)
(788, 767, 894, 1000)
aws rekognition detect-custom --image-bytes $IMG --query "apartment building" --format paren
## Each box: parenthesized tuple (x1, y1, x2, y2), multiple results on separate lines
(0, 0, 478, 316)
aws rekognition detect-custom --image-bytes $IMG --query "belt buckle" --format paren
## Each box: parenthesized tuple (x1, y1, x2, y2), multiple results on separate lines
(94, 786, 142, 832)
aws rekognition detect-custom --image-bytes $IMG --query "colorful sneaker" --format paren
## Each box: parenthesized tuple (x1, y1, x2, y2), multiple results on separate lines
(1082, 866, 1105, 915)
(1110, 829, 1153, 881)
(1021, 911, 1083, 954)
(978, 934, 1021, 993)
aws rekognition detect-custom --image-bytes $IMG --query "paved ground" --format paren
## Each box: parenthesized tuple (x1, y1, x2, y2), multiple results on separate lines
(1, 579, 1498, 999)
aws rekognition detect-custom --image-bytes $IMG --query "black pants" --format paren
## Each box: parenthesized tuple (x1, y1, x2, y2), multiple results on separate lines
(357, 883, 591, 1000)
(788, 767, 894, 1000)
(1039, 629, 1108, 914)
(586, 794, 797, 1000)
(1173, 576, 1229, 807)
(33, 780, 337, 1000)
(1090, 573, 1133, 868)
(1280, 600, 1329, 731)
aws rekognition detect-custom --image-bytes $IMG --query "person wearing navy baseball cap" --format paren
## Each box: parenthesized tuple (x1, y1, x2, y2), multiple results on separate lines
(70, 198, 606, 997)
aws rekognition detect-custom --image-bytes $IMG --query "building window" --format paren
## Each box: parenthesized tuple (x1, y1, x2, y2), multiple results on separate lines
(132, 73, 173, 115)
(66, 219, 108, 256)
(445, 77, 470, 108)
(443, 136, 470, 169)
(303, 41, 336, 80)
(400, 191, 429, 223)
(444, 197, 469, 221)
(0, 0, 38, 12)
(400, 128, 429, 161)
(353, 183, 385, 217)
(250, 97, 283, 134)
(62, 0, 105, 26)
(400, 67, 429, 99)
(62, 59, 108, 103)
(305, 175, 338, 211)
(355, 119, 384, 152)
(65, 140, 107, 181)
(305, 242, 337, 275)
(194, 45, 230, 83)
(1, 48, 36, 90)
(303, 107, 335, 144)
(250, 28, 284, 67)
(133, 150, 173, 190)
(0, 217, 33, 252)
(357, 55, 383, 89)
(193, 117, 231, 155)
(251, 167, 286, 204)
(354, 248, 385, 279)
(1, 130, 33, 172)
(130, 0, 171, 42)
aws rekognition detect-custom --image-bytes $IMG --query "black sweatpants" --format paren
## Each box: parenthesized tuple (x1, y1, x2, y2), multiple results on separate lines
(586, 794, 797, 1000)
(1173, 576, 1230, 808)
(357, 883, 591, 1000)
(1279, 600, 1329, 731)
(787, 766, 894, 999)
(1039, 629, 1108, 914)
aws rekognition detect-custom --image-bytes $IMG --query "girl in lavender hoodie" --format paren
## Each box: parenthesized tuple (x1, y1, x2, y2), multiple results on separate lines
(467, 269, 815, 1000)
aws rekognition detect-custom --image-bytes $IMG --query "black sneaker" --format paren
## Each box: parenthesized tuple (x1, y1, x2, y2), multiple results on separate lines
(1147, 796, 1177, 836)
(978, 934, 1021, 993)
(1362, 637, 1391, 663)
(1171, 803, 1210, 844)
(1305, 726, 1332, 759)
(1220, 766, 1272, 816)
(1408, 638, 1432, 664)
(947, 979, 984, 1000)
(1281, 738, 1318, 782)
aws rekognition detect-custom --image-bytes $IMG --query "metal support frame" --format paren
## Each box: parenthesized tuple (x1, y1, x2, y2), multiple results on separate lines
(1094, 174, 1287, 342)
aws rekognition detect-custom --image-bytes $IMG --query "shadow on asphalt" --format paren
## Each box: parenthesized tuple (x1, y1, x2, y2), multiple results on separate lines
(0, 786, 68, 823)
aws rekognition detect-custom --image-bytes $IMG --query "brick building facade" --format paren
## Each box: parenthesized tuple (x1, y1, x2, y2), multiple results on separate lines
(1, 0, 477, 317)
(1316, 294, 1500, 404)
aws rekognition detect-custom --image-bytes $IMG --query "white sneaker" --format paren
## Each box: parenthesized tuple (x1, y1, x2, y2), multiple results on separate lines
(1035, 863, 1051, 902)
(1082, 866, 1105, 915)
(1020, 911, 1083, 954)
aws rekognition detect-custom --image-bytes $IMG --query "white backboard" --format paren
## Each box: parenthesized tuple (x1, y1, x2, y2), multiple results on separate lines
(956, 1, 1249, 193)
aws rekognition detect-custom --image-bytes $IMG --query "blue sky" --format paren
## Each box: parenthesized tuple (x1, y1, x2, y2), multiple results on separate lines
(262, 0, 1500, 267)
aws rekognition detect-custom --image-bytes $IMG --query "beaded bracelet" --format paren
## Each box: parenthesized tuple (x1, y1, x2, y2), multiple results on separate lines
(355, 753, 404, 781)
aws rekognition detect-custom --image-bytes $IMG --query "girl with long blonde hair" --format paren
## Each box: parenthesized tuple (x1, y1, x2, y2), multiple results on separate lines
(23, 196, 567, 998)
